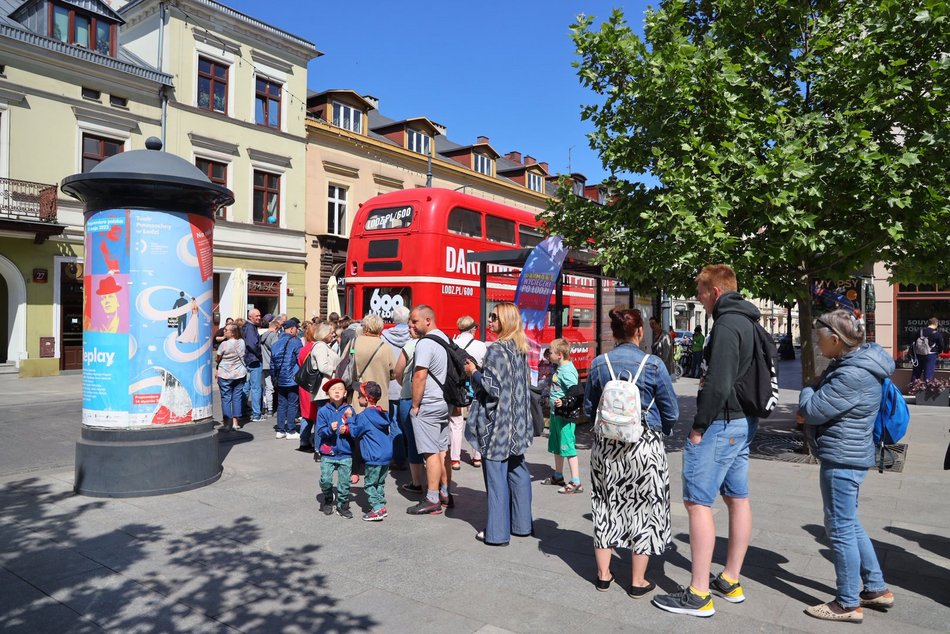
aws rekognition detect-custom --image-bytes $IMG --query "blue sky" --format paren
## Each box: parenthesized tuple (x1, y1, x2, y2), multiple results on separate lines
(221, 1, 653, 186)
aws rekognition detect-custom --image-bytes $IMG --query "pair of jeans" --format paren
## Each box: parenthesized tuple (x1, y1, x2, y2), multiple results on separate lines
(243, 362, 263, 418)
(320, 458, 353, 508)
(262, 370, 274, 413)
(397, 398, 423, 465)
(218, 376, 245, 420)
(390, 402, 406, 466)
(690, 350, 704, 377)
(275, 386, 299, 434)
(482, 454, 533, 545)
(682, 416, 758, 506)
(911, 353, 938, 381)
(819, 464, 886, 608)
(363, 465, 389, 511)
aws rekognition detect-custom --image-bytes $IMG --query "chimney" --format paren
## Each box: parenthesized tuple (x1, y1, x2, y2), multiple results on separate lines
(505, 151, 522, 164)
(476, 136, 490, 145)
(362, 94, 379, 110)
(539, 161, 549, 174)
(524, 155, 537, 166)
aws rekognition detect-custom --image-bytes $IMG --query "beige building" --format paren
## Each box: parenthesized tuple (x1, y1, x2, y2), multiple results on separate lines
(303, 91, 605, 319)
(119, 0, 320, 329)
(0, 0, 170, 376)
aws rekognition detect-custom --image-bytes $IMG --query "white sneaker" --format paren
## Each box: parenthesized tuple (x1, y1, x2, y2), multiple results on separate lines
(275, 432, 286, 439)
(285, 432, 300, 439)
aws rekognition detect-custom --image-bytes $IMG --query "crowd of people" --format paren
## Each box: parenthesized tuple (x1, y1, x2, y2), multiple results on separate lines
(210, 263, 897, 623)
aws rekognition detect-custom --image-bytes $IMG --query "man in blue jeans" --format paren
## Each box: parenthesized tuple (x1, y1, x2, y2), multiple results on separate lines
(654, 265, 759, 618)
(242, 308, 263, 422)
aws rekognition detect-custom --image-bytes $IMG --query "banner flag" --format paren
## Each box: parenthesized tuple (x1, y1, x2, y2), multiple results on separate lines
(514, 236, 568, 382)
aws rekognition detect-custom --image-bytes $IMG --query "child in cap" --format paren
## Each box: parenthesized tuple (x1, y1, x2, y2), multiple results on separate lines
(315, 378, 356, 518)
(346, 381, 393, 521)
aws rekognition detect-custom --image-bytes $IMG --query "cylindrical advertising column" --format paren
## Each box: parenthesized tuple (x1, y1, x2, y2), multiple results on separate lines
(62, 137, 233, 497)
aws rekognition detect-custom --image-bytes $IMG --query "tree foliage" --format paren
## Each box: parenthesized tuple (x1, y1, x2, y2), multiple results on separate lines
(543, 0, 949, 302)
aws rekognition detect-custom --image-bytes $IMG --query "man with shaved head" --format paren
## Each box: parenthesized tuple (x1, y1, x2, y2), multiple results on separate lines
(406, 304, 453, 515)
(242, 308, 263, 422)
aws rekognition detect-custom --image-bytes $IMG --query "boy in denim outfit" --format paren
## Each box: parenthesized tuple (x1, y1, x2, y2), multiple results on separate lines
(315, 378, 356, 518)
(347, 381, 393, 521)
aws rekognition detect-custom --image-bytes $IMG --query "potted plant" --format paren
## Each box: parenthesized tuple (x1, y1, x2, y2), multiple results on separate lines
(907, 377, 950, 407)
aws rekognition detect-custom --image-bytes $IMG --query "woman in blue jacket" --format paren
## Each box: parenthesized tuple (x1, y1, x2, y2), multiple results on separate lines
(584, 308, 679, 597)
(798, 309, 895, 623)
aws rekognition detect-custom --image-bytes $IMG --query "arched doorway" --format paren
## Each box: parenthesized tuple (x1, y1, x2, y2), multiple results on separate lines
(0, 254, 26, 367)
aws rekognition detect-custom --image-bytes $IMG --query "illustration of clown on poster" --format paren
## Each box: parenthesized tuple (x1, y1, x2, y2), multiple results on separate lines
(83, 208, 214, 428)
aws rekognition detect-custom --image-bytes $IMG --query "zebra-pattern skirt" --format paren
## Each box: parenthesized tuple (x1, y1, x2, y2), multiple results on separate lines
(590, 429, 671, 554)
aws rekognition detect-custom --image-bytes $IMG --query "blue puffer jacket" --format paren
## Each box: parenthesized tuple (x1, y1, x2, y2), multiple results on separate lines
(315, 402, 355, 458)
(799, 343, 895, 468)
(270, 332, 302, 388)
(347, 406, 393, 466)
(584, 342, 679, 436)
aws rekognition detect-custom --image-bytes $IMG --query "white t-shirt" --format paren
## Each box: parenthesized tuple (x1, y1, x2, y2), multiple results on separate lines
(454, 331, 488, 367)
(413, 329, 449, 406)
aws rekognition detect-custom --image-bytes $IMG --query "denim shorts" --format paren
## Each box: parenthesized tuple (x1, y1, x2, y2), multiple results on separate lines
(682, 417, 758, 506)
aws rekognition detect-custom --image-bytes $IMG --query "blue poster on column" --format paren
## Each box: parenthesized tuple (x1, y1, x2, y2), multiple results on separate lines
(82, 207, 215, 428)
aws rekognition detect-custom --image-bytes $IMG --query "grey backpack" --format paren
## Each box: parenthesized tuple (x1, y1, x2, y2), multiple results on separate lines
(913, 330, 931, 356)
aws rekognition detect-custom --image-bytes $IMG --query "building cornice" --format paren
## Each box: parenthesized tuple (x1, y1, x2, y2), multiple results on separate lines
(0, 79, 162, 125)
(188, 133, 239, 156)
(0, 24, 172, 85)
(306, 118, 551, 205)
(247, 148, 293, 169)
(170, 101, 306, 143)
(72, 104, 142, 133)
(121, 0, 321, 65)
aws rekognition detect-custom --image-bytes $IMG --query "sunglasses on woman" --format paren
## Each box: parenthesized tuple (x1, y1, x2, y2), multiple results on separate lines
(488, 313, 498, 322)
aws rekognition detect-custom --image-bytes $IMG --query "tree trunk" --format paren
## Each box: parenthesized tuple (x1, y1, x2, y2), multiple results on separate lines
(798, 277, 816, 387)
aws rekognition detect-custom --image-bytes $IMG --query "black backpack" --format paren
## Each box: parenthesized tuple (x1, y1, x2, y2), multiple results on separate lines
(733, 317, 780, 418)
(423, 334, 476, 408)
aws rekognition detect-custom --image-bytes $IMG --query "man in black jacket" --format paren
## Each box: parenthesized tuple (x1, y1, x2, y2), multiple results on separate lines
(242, 308, 263, 422)
(654, 265, 758, 618)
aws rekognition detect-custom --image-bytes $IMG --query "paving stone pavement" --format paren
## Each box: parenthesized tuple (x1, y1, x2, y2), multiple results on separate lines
(0, 365, 948, 633)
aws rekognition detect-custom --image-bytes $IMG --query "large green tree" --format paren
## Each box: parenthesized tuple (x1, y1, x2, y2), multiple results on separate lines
(543, 0, 949, 382)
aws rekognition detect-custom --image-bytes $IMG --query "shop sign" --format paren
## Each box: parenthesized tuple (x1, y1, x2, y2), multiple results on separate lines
(248, 276, 281, 296)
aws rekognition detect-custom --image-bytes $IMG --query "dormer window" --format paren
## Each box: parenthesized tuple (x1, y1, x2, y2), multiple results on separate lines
(527, 172, 544, 192)
(572, 181, 584, 196)
(332, 102, 362, 133)
(407, 129, 430, 155)
(473, 153, 494, 176)
(49, 2, 116, 57)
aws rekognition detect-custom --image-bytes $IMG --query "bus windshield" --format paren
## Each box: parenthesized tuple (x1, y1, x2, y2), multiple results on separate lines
(364, 205, 413, 231)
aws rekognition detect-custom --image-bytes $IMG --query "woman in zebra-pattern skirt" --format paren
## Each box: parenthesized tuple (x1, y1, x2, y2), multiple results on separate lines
(584, 308, 680, 597)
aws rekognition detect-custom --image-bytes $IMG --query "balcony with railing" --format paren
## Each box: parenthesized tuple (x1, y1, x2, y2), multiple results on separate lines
(0, 178, 65, 242)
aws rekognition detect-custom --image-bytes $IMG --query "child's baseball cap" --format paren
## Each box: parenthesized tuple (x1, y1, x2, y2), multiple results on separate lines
(359, 381, 382, 403)
(322, 377, 345, 393)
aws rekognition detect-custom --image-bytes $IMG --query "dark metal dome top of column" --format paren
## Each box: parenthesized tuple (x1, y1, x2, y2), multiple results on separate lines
(61, 137, 235, 214)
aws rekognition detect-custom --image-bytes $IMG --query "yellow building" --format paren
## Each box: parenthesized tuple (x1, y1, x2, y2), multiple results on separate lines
(0, 0, 319, 377)
(0, 0, 170, 376)
(119, 0, 320, 329)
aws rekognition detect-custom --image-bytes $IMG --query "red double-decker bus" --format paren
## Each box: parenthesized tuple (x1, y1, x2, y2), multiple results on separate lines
(344, 188, 607, 370)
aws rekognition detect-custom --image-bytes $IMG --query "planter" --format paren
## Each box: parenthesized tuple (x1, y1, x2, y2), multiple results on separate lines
(915, 389, 949, 407)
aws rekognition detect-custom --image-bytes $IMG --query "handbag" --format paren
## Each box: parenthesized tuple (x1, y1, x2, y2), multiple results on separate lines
(294, 353, 321, 392)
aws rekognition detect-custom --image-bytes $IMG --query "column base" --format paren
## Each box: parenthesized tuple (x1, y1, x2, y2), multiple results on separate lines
(74, 420, 221, 497)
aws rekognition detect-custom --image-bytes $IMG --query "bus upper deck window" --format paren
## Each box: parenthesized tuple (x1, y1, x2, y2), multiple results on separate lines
(486, 215, 515, 244)
(447, 207, 482, 238)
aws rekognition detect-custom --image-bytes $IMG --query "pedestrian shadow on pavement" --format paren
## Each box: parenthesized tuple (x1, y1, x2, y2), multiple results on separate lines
(803, 523, 950, 606)
(663, 533, 834, 605)
(217, 429, 254, 463)
(0, 477, 376, 632)
(534, 518, 597, 586)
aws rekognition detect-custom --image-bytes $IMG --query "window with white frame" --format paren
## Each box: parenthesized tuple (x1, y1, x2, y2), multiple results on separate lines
(473, 153, 493, 176)
(527, 172, 544, 192)
(572, 181, 584, 196)
(332, 102, 362, 133)
(327, 184, 347, 235)
(407, 128, 430, 155)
